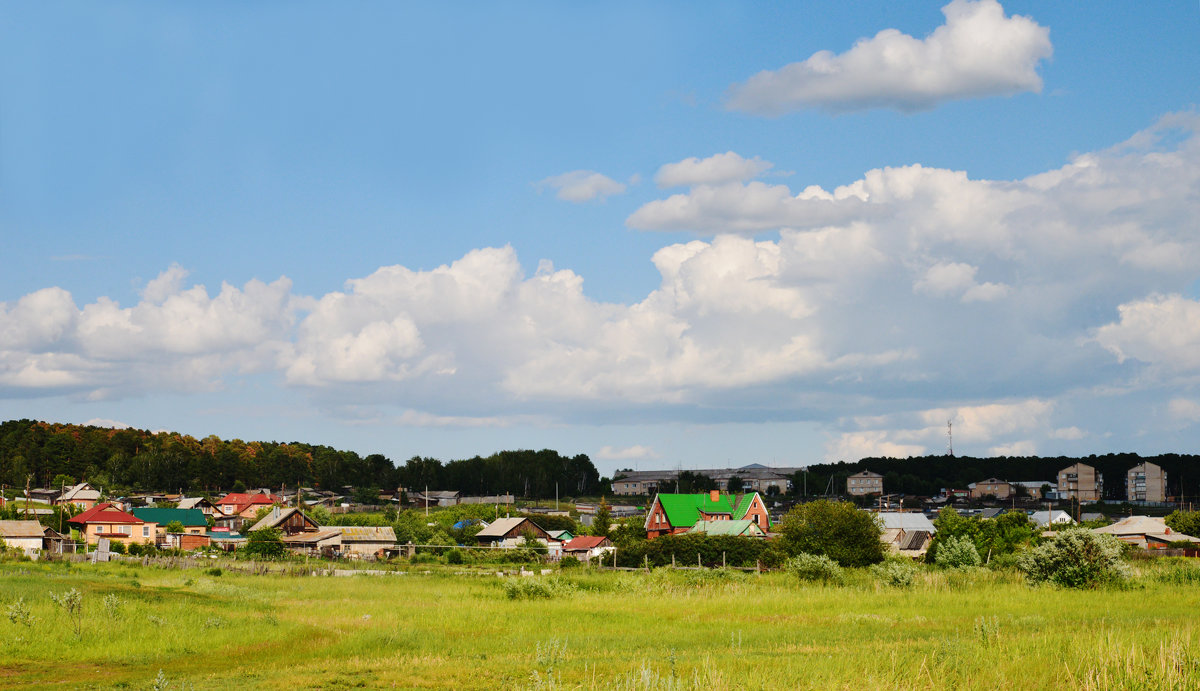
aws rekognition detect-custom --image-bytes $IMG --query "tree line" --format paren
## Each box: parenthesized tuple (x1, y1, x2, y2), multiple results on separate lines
(0, 419, 601, 499)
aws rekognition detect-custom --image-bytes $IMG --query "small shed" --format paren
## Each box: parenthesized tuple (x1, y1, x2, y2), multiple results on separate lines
(0, 520, 49, 555)
(562, 535, 614, 561)
(336, 526, 397, 559)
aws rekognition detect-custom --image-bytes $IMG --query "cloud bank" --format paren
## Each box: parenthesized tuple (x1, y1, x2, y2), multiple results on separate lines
(2, 114, 1197, 460)
(727, 0, 1052, 114)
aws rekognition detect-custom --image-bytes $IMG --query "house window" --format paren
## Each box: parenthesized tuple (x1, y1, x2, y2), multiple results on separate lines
(143, 526, 150, 538)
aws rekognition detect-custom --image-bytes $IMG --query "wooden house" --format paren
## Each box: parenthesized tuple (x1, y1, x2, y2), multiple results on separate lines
(644, 491, 771, 539)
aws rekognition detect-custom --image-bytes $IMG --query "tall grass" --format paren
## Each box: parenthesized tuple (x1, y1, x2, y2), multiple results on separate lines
(2, 559, 1199, 688)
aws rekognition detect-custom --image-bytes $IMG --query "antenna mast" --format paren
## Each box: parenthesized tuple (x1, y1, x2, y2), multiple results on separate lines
(947, 420, 954, 457)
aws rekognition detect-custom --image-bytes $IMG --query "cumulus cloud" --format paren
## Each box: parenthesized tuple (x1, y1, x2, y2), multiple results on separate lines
(1169, 399, 1200, 424)
(913, 262, 1009, 302)
(84, 418, 131, 429)
(536, 170, 627, 202)
(596, 445, 661, 460)
(727, 0, 1052, 114)
(655, 152, 773, 188)
(1094, 294, 1200, 372)
(988, 440, 1037, 457)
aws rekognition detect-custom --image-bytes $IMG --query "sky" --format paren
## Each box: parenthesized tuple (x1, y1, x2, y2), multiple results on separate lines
(2, 1, 1199, 477)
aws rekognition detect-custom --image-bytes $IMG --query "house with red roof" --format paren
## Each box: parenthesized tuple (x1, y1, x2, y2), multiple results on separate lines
(68, 502, 156, 546)
(561, 535, 613, 561)
(216, 491, 284, 518)
(644, 490, 770, 539)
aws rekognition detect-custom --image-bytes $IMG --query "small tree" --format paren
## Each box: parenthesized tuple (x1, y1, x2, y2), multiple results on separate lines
(591, 499, 611, 537)
(727, 476, 745, 493)
(243, 527, 286, 559)
(934, 534, 981, 569)
(164, 521, 185, 535)
(778, 500, 884, 567)
(50, 588, 84, 638)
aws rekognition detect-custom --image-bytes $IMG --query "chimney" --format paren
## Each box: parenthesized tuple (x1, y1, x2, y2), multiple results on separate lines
(709, 489, 720, 503)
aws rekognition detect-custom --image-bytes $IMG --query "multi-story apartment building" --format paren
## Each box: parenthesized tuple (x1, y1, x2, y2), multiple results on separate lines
(611, 464, 799, 496)
(1057, 463, 1102, 501)
(1127, 462, 1167, 502)
(847, 470, 884, 496)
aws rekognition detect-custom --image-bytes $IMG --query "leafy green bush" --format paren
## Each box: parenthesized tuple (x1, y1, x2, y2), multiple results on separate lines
(559, 556, 581, 569)
(243, 527, 286, 559)
(502, 576, 577, 600)
(785, 553, 844, 584)
(109, 541, 126, 555)
(1016, 529, 1130, 588)
(870, 559, 917, 587)
(935, 535, 982, 569)
(445, 549, 464, 564)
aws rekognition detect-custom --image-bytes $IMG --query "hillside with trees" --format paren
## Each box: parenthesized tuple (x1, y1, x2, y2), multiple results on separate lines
(0, 419, 600, 499)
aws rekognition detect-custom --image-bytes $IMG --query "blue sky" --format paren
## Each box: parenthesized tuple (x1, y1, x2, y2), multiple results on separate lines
(2, 2, 1198, 477)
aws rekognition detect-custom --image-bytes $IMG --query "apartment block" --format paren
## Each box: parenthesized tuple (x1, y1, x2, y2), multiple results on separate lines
(1127, 461, 1167, 503)
(1057, 463, 1102, 501)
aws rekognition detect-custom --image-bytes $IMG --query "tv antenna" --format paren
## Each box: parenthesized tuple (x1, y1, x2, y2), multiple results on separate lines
(946, 419, 954, 457)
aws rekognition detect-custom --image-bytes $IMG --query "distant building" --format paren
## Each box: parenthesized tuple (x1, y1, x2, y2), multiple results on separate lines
(1127, 462, 1167, 503)
(1057, 463, 1102, 501)
(969, 478, 1012, 500)
(611, 464, 799, 496)
(644, 491, 770, 538)
(847, 471, 883, 496)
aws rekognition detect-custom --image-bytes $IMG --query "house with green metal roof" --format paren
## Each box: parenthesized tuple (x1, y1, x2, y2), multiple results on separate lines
(644, 490, 770, 538)
(130, 508, 209, 537)
(688, 519, 766, 538)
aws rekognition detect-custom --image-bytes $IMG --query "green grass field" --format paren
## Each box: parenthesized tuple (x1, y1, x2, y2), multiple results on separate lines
(2, 558, 1200, 690)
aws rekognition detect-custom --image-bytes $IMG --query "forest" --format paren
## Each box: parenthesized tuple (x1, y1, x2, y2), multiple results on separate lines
(0, 419, 601, 499)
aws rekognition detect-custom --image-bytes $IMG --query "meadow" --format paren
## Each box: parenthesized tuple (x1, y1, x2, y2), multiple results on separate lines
(2, 558, 1200, 690)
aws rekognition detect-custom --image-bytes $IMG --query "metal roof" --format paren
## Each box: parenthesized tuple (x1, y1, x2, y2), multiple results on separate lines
(336, 526, 396, 542)
(0, 520, 47, 538)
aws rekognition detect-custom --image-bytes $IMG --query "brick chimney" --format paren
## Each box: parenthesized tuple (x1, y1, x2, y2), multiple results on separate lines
(709, 489, 720, 503)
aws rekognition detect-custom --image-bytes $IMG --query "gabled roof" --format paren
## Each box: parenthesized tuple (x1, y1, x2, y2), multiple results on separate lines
(0, 520, 48, 538)
(216, 492, 280, 506)
(653, 492, 764, 528)
(475, 517, 544, 539)
(1030, 510, 1074, 526)
(563, 535, 611, 551)
(62, 483, 100, 502)
(878, 512, 936, 532)
(69, 503, 143, 525)
(176, 497, 213, 510)
(247, 507, 317, 532)
(687, 520, 765, 537)
(546, 529, 574, 541)
(1093, 515, 1172, 536)
(336, 526, 396, 542)
(130, 508, 208, 527)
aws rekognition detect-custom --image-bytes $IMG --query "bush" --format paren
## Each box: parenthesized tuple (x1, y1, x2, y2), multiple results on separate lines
(445, 549, 464, 565)
(502, 576, 577, 600)
(243, 528, 286, 559)
(785, 553, 844, 584)
(1016, 529, 1130, 588)
(559, 556, 581, 569)
(127, 543, 143, 556)
(935, 535, 982, 569)
(109, 541, 126, 555)
(870, 559, 917, 587)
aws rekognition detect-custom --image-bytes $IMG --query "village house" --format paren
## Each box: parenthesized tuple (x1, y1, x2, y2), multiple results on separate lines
(643, 490, 770, 539)
(878, 512, 936, 557)
(1030, 510, 1075, 527)
(847, 471, 884, 496)
(56, 482, 101, 510)
(68, 503, 156, 547)
(130, 507, 210, 549)
(561, 535, 614, 561)
(216, 491, 284, 518)
(0, 520, 65, 557)
(176, 497, 219, 517)
(474, 517, 551, 548)
(969, 478, 1012, 500)
(335, 526, 397, 559)
(247, 506, 320, 536)
(1093, 516, 1200, 550)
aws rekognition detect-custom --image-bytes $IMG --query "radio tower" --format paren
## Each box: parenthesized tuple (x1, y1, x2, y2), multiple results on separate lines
(946, 420, 954, 457)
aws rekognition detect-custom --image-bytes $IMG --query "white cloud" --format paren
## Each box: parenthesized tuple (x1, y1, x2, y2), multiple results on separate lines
(537, 170, 627, 202)
(914, 262, 1009, 302)
(1169, 399, 1200, 423)
(1049, 426, 1085, 440)
(655, 152, 773, 188)
(827, 431, 926, 461)
(727, 0, 1052, 114)
(1095, 294, 1200, 372)
(596, 445, 661, 460)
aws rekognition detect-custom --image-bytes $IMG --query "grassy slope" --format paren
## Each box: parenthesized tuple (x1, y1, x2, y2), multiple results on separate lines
(1, 561, 1199, 689)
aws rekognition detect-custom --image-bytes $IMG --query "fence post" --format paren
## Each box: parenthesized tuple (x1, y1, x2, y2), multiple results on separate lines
(722, 551, 726, 568)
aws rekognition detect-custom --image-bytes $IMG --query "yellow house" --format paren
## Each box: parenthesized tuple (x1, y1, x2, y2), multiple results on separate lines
(68, 503, 156, 546)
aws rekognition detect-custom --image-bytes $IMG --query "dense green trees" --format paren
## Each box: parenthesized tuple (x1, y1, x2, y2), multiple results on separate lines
(925, 508, 1040, 563)
(778, 500, 884, 567)
(0, 419, 600, 499)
